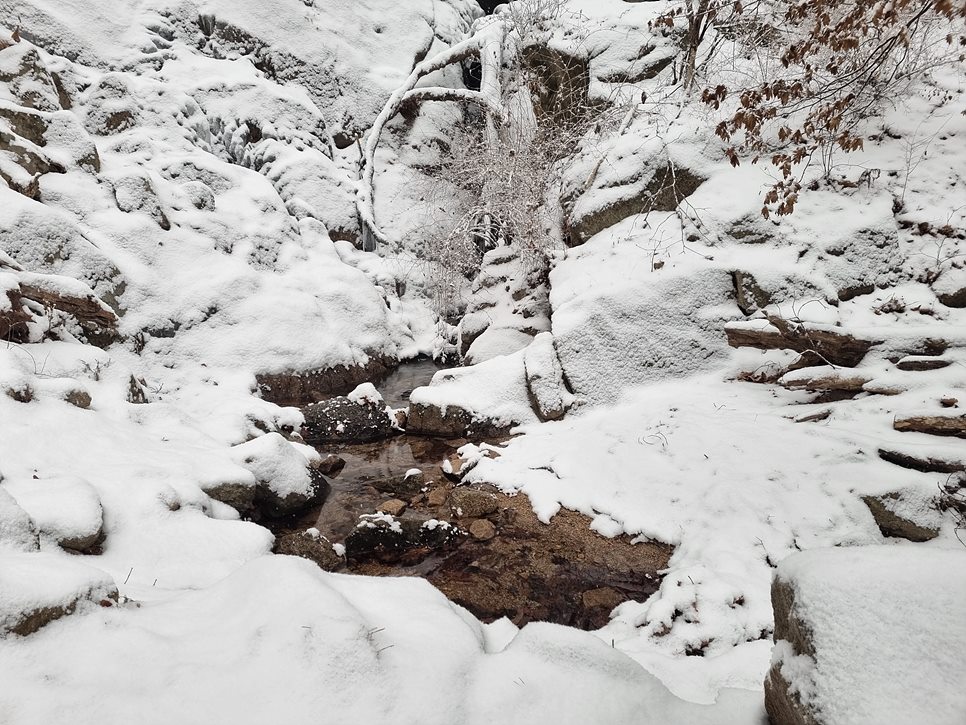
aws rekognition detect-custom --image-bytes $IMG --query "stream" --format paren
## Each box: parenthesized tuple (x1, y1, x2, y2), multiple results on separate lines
(269, 359, 672, 631)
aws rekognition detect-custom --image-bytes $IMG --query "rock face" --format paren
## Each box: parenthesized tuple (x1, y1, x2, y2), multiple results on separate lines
(523, 333, 573, 421)
(257, 356, 396, 407)
(567, 163, 705, 247)
(301, 393, 396, 444)
(893, 414, 966, 438)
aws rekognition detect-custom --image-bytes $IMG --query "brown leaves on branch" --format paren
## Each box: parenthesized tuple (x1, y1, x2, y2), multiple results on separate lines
(702, 0, 966, 218)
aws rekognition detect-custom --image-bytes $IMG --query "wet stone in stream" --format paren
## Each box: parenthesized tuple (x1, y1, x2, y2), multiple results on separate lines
(268, 360, 673, 631)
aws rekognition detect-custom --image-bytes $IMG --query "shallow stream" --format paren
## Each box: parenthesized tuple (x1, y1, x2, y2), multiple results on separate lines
(270, 359, 671, 631)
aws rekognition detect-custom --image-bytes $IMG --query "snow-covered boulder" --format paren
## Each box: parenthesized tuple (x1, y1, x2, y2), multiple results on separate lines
(3, 476, 104, 552)
(765, 546, 966, 725)
(0, 552, 117, 636)
(408, 350, 539, 437)
(551, 258, 737, 404)
(228, 433, 328, 517)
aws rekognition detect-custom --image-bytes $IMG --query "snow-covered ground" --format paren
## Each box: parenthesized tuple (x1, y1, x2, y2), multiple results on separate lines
(2, 0, 965, 722)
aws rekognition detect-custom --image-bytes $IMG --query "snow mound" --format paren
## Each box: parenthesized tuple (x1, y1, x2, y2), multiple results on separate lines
(0, 487, 38, 553)
(228, 432, 314, 500)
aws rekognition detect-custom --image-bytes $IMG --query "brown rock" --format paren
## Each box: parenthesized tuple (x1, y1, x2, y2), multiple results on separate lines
(878, 448, 966, 474)
(893, 414, 966, 438)
(378, 499, 407, 517)
(468, 518, 496, 541)
(317, 454, 346, 477)
(426, 487, 449, 507)
(64, 389, 92, 409)
(449, 487, 499, 519)
(862, 494, 939, 542)
(725, 317, 874, 368)
(407, 401, 511, 438)
(581, 586, 624, 612)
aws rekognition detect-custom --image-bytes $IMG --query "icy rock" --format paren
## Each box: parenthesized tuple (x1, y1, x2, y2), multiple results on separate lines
(448, 487, 499, 519)
(0, 487, 39, 553)
(229, 433, 329, 517)
(0, 552, 117, 637)
(4, 476, 104, 552)
(765, 547, 966, 725)
(523, 332, 573, 422)
(301, 392, 396, 444)
(554, 267, 736, 403)
(0, 44, 66, 112)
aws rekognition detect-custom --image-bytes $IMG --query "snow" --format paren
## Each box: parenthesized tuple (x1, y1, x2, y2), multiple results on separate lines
(772, 546, 966, 725)
(1, 0, 965, 721)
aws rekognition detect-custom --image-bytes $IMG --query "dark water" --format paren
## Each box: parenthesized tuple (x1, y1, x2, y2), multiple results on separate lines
(286, 359, 458, 541)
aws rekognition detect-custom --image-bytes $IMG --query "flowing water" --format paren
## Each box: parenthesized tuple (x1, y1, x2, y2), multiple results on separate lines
(269, 359, 672, 630)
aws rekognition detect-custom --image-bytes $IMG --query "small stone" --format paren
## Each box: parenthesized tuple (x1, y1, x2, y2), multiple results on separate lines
(449, 487, 499, 519)
(378, 499, 407, 517)
(940, 398, 959, 408)
(371, 470, 424, 497)
(317, 454, 346, 477)
(64, 389, 92, 409)
(426, 488, 448, 507)
(468, 518, 496, 541)
(581, 586, 624, 611)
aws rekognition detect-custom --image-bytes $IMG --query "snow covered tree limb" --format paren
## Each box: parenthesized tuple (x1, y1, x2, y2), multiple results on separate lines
(401, 87, 505, 119)
(356, 19, 508, 250)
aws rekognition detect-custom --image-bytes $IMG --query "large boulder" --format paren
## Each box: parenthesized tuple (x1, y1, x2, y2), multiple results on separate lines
(301, 383, 397, 443)
(765, 547, 966, 725)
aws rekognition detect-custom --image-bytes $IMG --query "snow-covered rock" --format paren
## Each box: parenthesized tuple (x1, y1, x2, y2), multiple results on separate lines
(408, 350, 540, 437)
(3, 476, 104, 552)
(0, 552, 117, 636)
(765, 546, 966, 725)
(228, 432, 328, 517)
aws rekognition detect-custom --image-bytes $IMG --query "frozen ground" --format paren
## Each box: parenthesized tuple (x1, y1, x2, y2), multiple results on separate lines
(2, 0, 966, 722)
